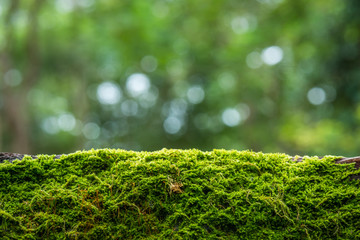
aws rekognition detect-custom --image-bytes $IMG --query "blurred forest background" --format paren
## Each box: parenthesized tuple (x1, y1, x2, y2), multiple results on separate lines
(0, 0, 359, 156)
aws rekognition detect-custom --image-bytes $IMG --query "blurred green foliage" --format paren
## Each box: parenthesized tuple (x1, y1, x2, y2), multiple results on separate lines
(0, 0, 359, 156)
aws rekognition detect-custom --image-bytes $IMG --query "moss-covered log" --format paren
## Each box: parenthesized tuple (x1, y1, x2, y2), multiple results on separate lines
(1, 149, 360, 239)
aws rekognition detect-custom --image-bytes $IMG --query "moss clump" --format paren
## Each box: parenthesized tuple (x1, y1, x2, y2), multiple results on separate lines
(1, 149, 360, 239)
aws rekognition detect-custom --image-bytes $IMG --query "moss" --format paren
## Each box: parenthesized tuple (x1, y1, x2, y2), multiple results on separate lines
(1, 149, 360, 239)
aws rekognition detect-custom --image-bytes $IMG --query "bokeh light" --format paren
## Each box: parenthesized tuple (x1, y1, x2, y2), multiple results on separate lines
(231, 17, 249, 34)
(82, 122, 101, 140)
(163, 116, 183, 135)
(126, 73, 151, 97)
(41, 117, 60, 135)
(187, 85, 205, 104)
(307, 87, 326, 105)
(96, 82, 122, 105)
(58, 113, 76, 132)
(261, 46, 283, 65)
(222, 108, 242, 127)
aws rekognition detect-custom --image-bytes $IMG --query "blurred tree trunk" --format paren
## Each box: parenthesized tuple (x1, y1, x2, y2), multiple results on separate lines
(0, 0, 44, 153)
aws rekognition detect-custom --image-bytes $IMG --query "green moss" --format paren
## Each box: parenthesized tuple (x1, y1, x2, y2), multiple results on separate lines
(1, 149, 360, 239)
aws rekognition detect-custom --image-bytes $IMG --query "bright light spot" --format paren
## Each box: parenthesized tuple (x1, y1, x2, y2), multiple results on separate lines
(261, 46, 283, 65)
(163, 116, 182, 134)
(222, 108, 241, 127)
(246, 51, 263, 69)
(82, 122, 101, 140)
(96, 82, 122, 105)
(126, 73, 151, 97)
(187, 85, 205, 104)
(55, 0, 75, 13)
(141, 56, 158, 73)
(4, 69, 22, 87)
(121, 100, 139, 116)
(57, 113, 76, 132)
(307, 87, 326, 105)
(41, 117, 60, 134)
(231, 17, 249, 34)
(162, 99, 188, 134)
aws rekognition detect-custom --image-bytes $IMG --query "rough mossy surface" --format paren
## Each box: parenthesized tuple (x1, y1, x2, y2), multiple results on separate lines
(1, 149, 360, 239)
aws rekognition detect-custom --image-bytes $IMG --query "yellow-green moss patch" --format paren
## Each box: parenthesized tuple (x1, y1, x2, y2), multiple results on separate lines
(1, 149, 360, 239)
